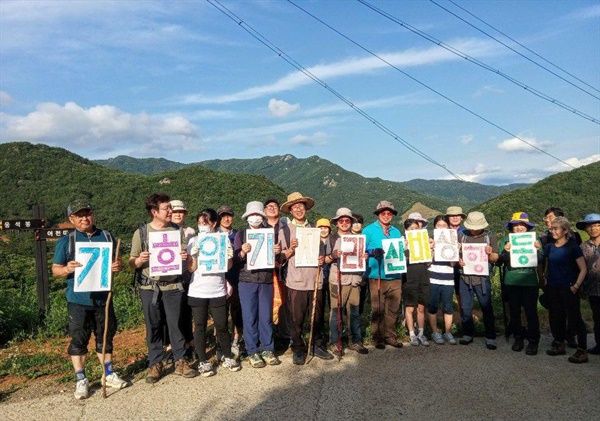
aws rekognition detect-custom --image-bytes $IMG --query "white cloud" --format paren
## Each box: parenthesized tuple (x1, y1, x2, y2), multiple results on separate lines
(290, 132, 331, 146)
(268, 98, 300, 117)
(460, 134, 474, 144)
(547, 154, 600, 172)
(0, 91, 13, 106)
(565, 5, 600, 21)
(0, 102, 201, 155)
(301, 93, 436, 117)
(444, 162, 501, 183)
(473, 85, 504, 98)
(497, 137, 553, 153)
(178, 38, 497, 105)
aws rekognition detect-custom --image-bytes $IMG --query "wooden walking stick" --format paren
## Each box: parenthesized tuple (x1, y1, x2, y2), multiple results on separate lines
(336, 263, 343, 358)
(102, 238, 121, 399)
(305, 264, 322, 364)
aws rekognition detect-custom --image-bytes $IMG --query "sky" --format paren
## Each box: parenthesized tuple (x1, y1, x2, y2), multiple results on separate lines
(1, 0, 599, 185)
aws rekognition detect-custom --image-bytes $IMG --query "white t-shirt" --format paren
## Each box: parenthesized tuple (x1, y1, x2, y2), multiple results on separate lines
(187, 235, 230, 298)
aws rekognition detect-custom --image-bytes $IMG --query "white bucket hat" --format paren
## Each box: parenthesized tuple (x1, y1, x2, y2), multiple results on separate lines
(242, 201, 267, 221)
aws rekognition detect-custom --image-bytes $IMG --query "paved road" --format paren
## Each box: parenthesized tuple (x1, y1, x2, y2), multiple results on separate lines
(4, 336, 599, 421)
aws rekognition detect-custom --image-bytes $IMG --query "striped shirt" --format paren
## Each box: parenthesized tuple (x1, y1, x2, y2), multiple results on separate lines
(428, 262, 454, 286)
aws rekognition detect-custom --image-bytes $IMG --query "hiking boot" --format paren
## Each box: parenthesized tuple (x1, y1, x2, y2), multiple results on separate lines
(348, 342, 369, 354)
(74, 378, 89, 400)
(546, 341, 566, 356)
(102, 372, 128, 389)
(292, 352, 306, 365)
(386, 338, 404, 348)
(409, 334, 419, 346)
(459, 336, 473, 345)
(512, 338, 525, 352)
(432, 332, 444, 345)
(222, 357, 242, 372)
(248, 352, 266, 368)
(261, 350, 281, 365)
(375, 340, 386, 349)
(485, 338, 497, 350)
(525, 341, 538, 356)
(330, 345, 343, 358)
(314, 346, 334, 360)
(146, 362, 163, 383)
(198, 361, 216, 377)
(417, 335, 430, 347)
(568, 348, 589, 364)
(174, 359, 199, 378)
(587, 345, 600, 355)
(443, 332, 457, 345)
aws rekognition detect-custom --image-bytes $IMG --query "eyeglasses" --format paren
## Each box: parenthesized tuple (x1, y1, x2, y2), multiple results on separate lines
(379, 211, 393, 217)
(291, 205, 305, 211)
(72, 211, 93, 219)
(158, 206, 173, 212)
(337, 219, 351, 225)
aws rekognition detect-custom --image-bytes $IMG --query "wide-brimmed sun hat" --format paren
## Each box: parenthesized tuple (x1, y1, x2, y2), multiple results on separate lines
(280, 192, 315, 214)
(331, 207, 357, 224)
(241, 201, 267, 221)
(445, 206, 467, 218)
(504, 212, 535, 230)
(407, 212, 429, 228)
(576, 213, 600, 230)
(463, 211, 489, 230)
(373, 200, 397, 216)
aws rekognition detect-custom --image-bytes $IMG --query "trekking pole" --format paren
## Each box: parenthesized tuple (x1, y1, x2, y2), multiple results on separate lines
(336, 263, 343, 358)
(377, 256, 382, 342)
(305, 264, 322, 364)
(102, 239, 120, 399)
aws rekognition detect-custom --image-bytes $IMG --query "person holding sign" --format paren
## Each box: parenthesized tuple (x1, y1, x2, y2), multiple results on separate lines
(457, 212, 499, 350)
(129, 193, 197, 383)
(234, 201, 282, 368)
(324, 208, 368, 357)
(52, 199, 126, 400)
(577, 214, 600, 355)
(497, 212, 542, 355)
(188, 208, 241, 376)
(279, 192, 333, 365)
(363, 201, 404, 349)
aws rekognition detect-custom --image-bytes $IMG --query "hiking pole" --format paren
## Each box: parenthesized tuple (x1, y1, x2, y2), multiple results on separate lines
(336, 263, 343, 359)
(377, 256, 382, 343)
(102, 239, 121, 399)
(305, 264, 322, 364)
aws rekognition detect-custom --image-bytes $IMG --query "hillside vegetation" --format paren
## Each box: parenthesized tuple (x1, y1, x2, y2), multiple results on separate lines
(95, 155, 189, 175)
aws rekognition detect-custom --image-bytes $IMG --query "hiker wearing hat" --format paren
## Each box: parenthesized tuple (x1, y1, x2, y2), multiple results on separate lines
(233, 201, 282, 368)
(577, 213, 600, 355)
(457, 211, 499, 350)
(446, 206, 467, 310)
(130, 193, 198, 382)
(217, 205, 244, 358)
(52, 199, 127, 399)
(325, 208, 369, 356)
(363, 200, 404, 349)
(351, 213, 370, 316)
(542, 216, 588, 363)
(279, 192, 333, 364)
(497, 212, 543, 355)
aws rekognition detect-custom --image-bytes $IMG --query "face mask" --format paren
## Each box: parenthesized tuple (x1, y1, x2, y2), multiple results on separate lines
(197, 225, 211, 234)
(247, 215, 263, 227)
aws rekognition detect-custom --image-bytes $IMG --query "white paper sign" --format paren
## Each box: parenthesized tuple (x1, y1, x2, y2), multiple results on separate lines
(74, 242, 113, 292)
(406, 229, 432, 263)
(434, 229, 459, 262)
(381, 238, 407, 275)
(295, 227, 321, 267)
(149, 230, 182, 276)
(509, 232, 538, 268)
(196, 233, 229, 274)
(462, 243, 489, 276)
(339, 235, 366, 273)
(246, 228, 275, 270)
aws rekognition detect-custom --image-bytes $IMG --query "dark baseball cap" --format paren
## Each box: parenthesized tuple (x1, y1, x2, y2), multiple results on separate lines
(263, 198, 280, 207)
(67, 199, 93, 216)
(217, 205, 234, 216)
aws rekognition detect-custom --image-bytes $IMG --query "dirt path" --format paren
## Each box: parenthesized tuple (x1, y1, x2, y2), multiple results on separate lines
(4, 335, 599, 421)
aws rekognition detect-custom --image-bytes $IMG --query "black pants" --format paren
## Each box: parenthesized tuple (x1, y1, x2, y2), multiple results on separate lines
(547, 286, 587, 349)
(67, 302, 117, 356)
(505, 285, 540, 342)
(590, 295, 600, 347)
(189, 295, 232, 361)
(287, 288, 324, 353)
(226, 284, 244, 336)
(140, 288, 186, 367)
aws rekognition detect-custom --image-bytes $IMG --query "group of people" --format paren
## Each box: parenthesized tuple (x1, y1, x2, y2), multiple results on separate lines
(52, 193, 600, 400)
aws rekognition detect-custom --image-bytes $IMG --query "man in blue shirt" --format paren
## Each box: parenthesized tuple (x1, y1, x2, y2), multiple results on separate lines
(52, 199, 126, 400)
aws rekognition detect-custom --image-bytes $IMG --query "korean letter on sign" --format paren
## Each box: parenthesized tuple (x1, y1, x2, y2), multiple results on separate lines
(381, 238, 407, 275)
(149, 231, 182, 276)
(339, 235, 366, 273)
(405, 229, 432, 263)
(246, 228, 275, 270)
(295, 227, 321, 267)
(462, 243, 489, 276)
(433, 229, 459, 262)
(196, 233, 229, 274)
(509, 232, 538, 268)
(74, 242, 113, 292)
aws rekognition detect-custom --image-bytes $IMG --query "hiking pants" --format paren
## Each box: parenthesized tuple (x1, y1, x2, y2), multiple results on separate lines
(505, 285, 540, 343)
(226, 284, 244, 336)
(547, 286, 587, 349)
(287, 288, 324, 353)
(238, 282, 275, 355)
(329, 283, 362, 345)
(459, 277, 497, 339)
(67, 302, 117, 356)
(140, 288, 186, 367)
(189, 295, 232, 362)
(590, 295, 600, 347)
(369, 278, 402, 342)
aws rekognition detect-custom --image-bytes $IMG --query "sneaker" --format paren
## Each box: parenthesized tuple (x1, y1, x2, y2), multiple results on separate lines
(512, 338, 525, 352)
(146, 362, 163, 383)
(248, 352, 266, 368)
(174, 359, 199, 378)
(417, 335, 430, 347)
(330, 345, 343, 358)
(546, 340, 566, 356)
(568, 348, 589, 364)
(459, 336, 473, 345)
(443, 332, 457, 345)
(222, 357, 242, 372)
(198, 361, 216, 377)
(525, 341, 538, 356)
(348, 342, 369, 354)
(74, 378, 89, 400)
(102, 372, 127, 389)
(314, 346, 334, 360)
(231, 341, 240, 358)
(485, 338, 497, 350)
(292, 351, 306, 365)
(587, 345, 600, 355)
(409, 334, 419, 346)
(261, 350, 281, 365)
(432, 332, 444, 345)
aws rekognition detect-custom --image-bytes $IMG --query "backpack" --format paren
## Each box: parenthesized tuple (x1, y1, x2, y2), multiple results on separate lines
(67, 229, 113, 262)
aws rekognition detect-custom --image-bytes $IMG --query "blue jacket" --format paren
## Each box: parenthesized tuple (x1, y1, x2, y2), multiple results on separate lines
(363, 220, 403, 280)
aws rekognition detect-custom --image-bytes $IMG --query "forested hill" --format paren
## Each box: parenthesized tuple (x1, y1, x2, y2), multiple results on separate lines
(0, 142, 286, 239)
(199, 155, 453, 222)
(474, 161, 600, 235)
(95, 155, 188, 175)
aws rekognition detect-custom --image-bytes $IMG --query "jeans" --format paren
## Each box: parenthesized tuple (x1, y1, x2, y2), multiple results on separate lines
(505, 285, 540, 342)
(238, 282, 275, 355)
(459, 276, 496, 339)
(428, 283, 454, 315)
(329, 283, 362, 345)
(547, 286, 587, 349)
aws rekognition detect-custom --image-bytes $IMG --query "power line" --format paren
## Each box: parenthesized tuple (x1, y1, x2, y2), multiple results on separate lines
(431, 0, 600, 99)
(357, 0, 600, 124)
(287, 0, 576, 168)
(206, 0, 465, 181)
